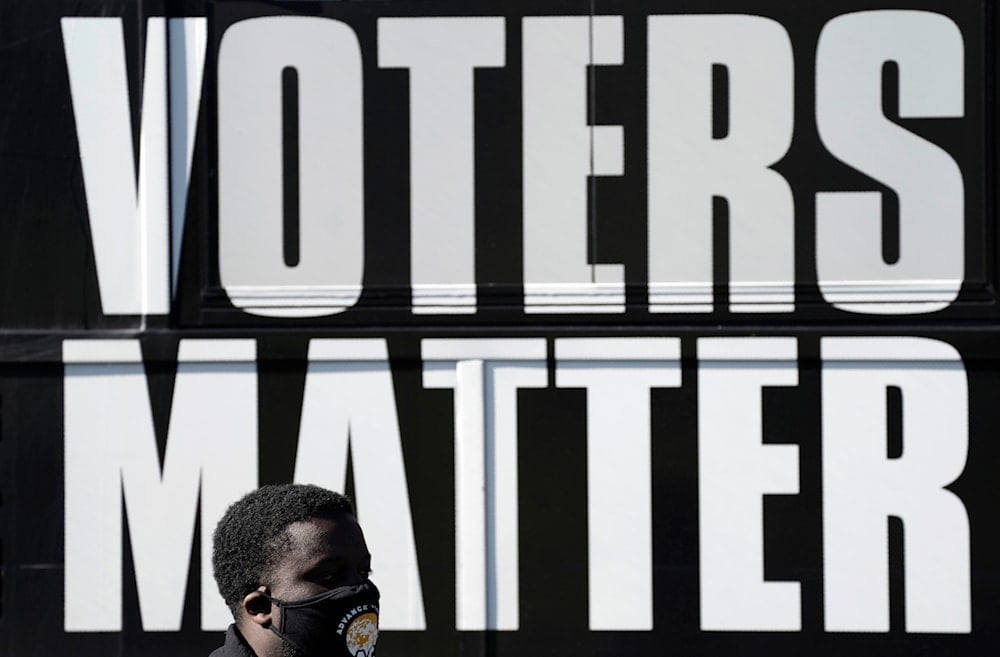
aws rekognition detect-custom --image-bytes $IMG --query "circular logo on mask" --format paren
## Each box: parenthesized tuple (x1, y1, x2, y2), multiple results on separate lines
(344, 612, 378, 657)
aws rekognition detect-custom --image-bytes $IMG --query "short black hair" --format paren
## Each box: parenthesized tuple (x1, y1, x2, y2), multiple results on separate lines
(212, 483, 355, 614)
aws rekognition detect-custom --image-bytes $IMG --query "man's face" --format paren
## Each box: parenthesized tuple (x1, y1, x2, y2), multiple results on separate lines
(263, 512, 372, 657)
(267, 511, 372, 602)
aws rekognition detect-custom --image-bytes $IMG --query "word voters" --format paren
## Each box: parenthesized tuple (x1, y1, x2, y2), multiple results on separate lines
(61, 10, 965, 318)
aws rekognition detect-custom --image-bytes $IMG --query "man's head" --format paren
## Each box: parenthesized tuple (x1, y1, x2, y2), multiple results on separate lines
(212, 484, 376, 657)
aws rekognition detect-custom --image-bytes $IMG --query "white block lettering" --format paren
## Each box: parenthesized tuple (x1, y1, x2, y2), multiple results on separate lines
(822, 337, 970, 632)
(647, 15, 794, 313)
(697, 338, 800, 630)
(293, 339, 426, 630)
(63, 339, 257, 631)
(218, 17, 364, 317)
(522, 16, 626, 313)
(816, 11, 964, 314)
(555, 338, 681, 630)
(378, 17, 506, 314)
(422, 339, 547, 630)
(61, 18, 206, 315)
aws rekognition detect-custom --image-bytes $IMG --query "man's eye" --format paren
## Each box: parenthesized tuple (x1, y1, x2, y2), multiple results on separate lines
(313, 570, 345, 585)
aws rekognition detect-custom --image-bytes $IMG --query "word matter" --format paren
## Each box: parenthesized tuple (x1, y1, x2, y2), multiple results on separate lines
(63, 336, 969, 635)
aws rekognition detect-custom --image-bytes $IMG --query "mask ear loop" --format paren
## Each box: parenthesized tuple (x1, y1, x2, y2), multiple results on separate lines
(258, 592, 307, 655)
(255, 588, 285, 634)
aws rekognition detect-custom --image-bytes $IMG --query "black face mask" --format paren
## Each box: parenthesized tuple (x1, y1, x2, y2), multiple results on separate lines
(265, 580, 380, 657)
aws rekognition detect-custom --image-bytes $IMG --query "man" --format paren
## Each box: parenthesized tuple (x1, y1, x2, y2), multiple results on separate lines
(210, 484, 379, 657)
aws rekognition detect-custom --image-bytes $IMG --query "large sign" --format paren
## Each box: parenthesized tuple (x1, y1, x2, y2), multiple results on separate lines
(0, 1, 997, 656)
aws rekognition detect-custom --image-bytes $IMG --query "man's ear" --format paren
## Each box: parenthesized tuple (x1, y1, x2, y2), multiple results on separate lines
(242, 589, 274, 627)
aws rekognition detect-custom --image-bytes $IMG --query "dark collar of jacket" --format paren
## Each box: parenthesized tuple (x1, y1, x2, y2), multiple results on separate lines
(209, 625, 257, 657)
